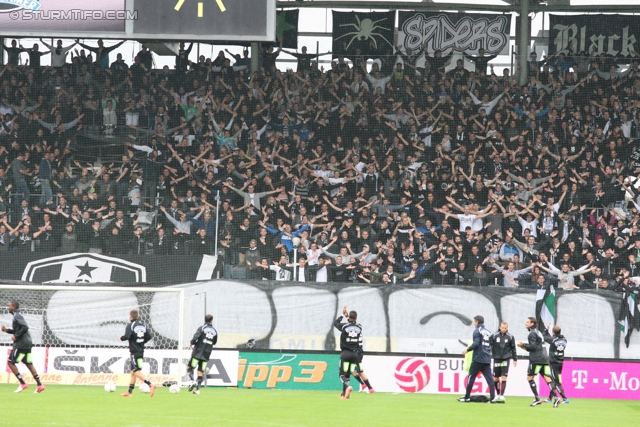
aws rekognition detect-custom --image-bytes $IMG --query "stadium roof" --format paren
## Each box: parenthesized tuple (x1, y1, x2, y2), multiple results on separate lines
(277, 0, 640, 13)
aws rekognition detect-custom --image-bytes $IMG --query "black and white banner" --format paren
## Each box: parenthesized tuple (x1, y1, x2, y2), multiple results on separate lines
(0, 280, 632, 359)
(398, 11, 511, 56)
(549, 14, 639, 58)
(332, 11, 395, 59)
(0, 253, 211, 284)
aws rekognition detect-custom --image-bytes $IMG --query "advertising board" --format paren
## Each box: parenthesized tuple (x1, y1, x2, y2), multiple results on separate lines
(0, 347, 239, 387)
(238, 352, 341, 390)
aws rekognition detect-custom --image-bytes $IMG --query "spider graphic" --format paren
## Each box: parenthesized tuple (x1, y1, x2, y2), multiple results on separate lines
(335, 15, 393, 51)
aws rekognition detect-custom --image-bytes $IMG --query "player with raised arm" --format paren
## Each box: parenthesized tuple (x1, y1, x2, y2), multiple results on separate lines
(340, 306, 375, 393)
(333, 306, 363, 399)
(490, 322, 517, 402)
(187, 314, 218, 394)
(517, 317, 559, 406)
(2, 301, 44, 393)
(543, 322, 569, 407)
(120, 309, 156, 397)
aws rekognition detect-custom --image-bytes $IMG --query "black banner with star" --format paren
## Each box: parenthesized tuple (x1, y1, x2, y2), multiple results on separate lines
(332, 11, 395, 60)
(0, 253, 210, 285)
(276, 9, 299, 49)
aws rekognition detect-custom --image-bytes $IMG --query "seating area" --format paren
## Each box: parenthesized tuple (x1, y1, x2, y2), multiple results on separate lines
(0, 35, 639, 292)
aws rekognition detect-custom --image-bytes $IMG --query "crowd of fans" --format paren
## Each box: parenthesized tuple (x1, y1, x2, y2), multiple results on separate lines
(2, 36, 640, 289)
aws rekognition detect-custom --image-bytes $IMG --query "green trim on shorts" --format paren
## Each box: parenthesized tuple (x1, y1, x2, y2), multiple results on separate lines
(557, 373, 562, 385)
(136, 357, 143, 370)
(190, 358, 207, 372)
(533, 365, 550, 376)
(14, 351, 32, 364)
(342, 362, 357, 373)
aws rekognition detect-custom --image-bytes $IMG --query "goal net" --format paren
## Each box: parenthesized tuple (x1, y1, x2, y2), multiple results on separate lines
(0, 285, 186, 387)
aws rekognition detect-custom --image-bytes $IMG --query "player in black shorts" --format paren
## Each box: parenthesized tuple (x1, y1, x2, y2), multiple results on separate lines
(2, 301, 44, 393)
(333, 306, 363, 399)
(120, 309, 155, 397)
(490, 322, 517, 402)
(543, 322, 569, 407)
(517, 317, 559, 407)
(354, 349, 376, 393)
(187, 314, 218, 394)
(339, 306, 374, 393)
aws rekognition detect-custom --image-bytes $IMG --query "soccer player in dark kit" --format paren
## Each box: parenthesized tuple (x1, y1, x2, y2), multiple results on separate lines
(334, 306, 363, 399)
(2, 301, 45, 393)
(457, 315, 497, 403)
(543, 322, 569, 407)
(490, 321, 517, 402)
(517, 317, 559, 406)
(340, 306, 374, 393)
(187, 314, 218, 394)
(120, 309, 156, 397)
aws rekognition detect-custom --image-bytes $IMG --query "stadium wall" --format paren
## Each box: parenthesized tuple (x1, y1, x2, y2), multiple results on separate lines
(0, 257, 633, 359)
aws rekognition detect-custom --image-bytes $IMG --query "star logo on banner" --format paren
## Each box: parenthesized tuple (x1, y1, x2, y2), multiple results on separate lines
(76, 261, 98, 279)
(276, 12, 295, 39)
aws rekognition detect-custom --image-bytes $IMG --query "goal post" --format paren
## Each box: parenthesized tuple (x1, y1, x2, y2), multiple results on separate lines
(0, 284, 186, 388)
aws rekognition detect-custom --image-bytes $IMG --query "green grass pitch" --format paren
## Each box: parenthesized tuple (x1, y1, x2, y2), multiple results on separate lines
(2, 384, 639, 427)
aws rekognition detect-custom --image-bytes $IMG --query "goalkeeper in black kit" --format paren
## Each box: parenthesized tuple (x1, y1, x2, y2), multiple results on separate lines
(2, 301, 45, 393)
(334, 307, 363, 399)
(120, 309, 156, 397)
(517, 317, 559, 407)
(543, 322, 569, 406)
(187, 314, 218, 394)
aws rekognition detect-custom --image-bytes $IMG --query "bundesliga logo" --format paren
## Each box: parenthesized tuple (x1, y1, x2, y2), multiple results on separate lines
(394, 358, 431, 393)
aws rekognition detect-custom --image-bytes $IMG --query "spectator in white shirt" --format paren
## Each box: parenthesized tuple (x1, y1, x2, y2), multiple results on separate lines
(439, 201, 490, 232)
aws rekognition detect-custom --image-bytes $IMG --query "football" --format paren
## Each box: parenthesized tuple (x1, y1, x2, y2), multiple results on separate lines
(104, 382, 116, 393)
(139, 383, 151, 393)
(169, 384, 181, 394)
